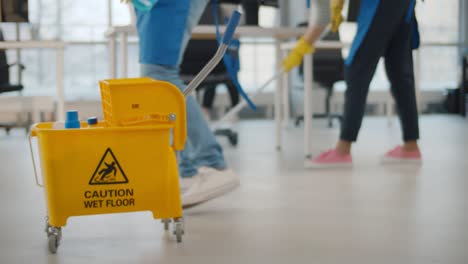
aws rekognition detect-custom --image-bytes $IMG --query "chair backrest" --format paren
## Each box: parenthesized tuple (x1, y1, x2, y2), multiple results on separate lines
(0, 0, 29, 22)
(180, 40, 227, 78)
(298, 23, 345, 89)
(0, 30, 11, 85)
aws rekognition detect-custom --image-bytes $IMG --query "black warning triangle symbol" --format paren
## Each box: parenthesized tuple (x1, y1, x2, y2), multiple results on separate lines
(89, 148, 129, 185)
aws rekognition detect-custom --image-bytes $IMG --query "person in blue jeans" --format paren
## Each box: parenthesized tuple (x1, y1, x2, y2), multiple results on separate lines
(134, 0, 240, 207)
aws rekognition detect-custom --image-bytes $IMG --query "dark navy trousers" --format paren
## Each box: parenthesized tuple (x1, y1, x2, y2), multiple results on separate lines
(340, 0, 420, 142)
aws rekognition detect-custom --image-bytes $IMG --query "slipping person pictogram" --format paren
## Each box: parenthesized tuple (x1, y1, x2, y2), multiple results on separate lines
(89, 148, 128, 185)
(99, 161, 117, 181)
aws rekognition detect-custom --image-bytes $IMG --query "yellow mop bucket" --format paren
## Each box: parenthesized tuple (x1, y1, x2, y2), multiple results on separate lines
(29, 79, 188, 253)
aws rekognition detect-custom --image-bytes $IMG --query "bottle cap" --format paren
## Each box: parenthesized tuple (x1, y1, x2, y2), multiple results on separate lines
(66, 110, 79, 122)
(88, 117, 98, 125)
(65, 110, 80, 129)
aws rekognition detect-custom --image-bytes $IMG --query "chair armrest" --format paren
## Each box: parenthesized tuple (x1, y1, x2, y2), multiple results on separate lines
(6, 62, 25, 71)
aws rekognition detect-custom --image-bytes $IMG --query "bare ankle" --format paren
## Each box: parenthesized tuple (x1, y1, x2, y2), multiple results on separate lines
(335, 140, 352, 155)
(402, 141, 419, 152)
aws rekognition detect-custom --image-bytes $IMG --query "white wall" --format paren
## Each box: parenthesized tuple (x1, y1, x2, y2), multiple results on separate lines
(286, 0, 308, 26)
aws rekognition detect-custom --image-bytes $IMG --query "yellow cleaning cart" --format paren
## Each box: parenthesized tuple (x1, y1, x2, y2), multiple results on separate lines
(30, 78, 187, 253)
(29, 11, 241, 254)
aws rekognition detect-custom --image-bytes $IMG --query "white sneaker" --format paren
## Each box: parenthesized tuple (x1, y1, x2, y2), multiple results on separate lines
(181, 167, 240, 208)
(180, 167, 217, 192)
(179, 176, 199, 193)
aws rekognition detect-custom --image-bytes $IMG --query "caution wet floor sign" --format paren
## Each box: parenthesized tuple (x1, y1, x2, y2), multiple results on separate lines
(83, 148, 134, 209)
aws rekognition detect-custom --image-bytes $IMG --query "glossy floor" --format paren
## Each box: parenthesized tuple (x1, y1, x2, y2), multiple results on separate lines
(1, 116, 467, 264)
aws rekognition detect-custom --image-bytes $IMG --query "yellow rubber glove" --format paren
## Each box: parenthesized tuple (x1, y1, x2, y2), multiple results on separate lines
(282, 37, 315, 72)
(330, 0, 345, 32)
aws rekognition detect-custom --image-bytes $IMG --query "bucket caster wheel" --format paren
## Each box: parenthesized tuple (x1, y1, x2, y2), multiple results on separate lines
(45, 217, 62, 254)
(173, 218, 184, 243)
(48, 234, 59, 254)
(161, 219, 171, 231)
(46, 226, 61, 254)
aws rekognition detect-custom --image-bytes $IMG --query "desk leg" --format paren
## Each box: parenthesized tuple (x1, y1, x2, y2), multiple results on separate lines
(109, 36, 117, 78)
(304, 54, 313, 159)
(275, 41, 282, 151)
(15, 23, 22, 85)
(121, 32, 128, 78)
(282, 49, 290, 127)
(107, 0, 113, 27)
(414, 49, 422, 113)
(56, 47, 65, 121)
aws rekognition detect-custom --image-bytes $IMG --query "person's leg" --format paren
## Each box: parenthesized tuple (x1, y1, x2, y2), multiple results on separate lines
(178, 0, 227, 170)
(141, 65, 239, 207)
(338, 58, 381, 154)
(338, 0, 409, 154)
(142, 1, 238, 208)
(336, 8, 402, 154)
(177, 1, 239, 207)
(226, 79, 240, 107)
(384, 14, 420, 151)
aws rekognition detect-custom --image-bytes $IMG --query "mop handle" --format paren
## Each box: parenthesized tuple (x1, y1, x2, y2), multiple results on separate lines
(214, 24, 332, 125)
(183, 11, 241, 98)
(317, 24, 332, 41)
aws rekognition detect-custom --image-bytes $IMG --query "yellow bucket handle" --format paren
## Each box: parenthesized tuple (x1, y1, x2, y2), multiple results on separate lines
(28, 127, 43, 188)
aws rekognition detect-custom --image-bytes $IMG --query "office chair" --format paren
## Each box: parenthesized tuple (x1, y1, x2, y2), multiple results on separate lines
(295, 25, 344, 128)
(180, 3, 239, 146)
(0, 29, 27, 134)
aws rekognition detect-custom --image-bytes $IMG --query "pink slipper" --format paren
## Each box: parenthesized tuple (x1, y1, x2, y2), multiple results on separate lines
(305, 149, 352, 169)
(382, 146, 422, 164)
